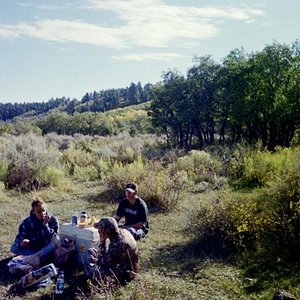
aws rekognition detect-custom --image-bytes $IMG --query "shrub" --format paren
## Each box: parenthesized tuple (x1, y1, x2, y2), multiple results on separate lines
(185, 191, 234, 257)
(104, 157, 188, 212)
(44, 133, 74, 151)
(73, 165, 99, 181)
(38, 166, 71, 191)
(229, 145, 297, 188)
(253, 154, 300, 262)
(185, 190, 262, 258)
(2, 133, 61, 189)
(0, 181, 10, 203)
(177, 150, 224, 190)
(140, 163, 188, 212)
(104, 155, 148, 199)
(0, 159, 8, 183)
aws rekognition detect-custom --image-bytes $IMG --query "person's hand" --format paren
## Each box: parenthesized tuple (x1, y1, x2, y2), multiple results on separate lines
(20, 239, 30, 248)
(43, 213, 51, 225)
(99, 228, 108, 243)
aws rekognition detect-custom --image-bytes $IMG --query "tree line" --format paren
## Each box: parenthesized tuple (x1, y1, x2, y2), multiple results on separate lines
(0, 82, 152, 121)
(149, 41, 300, 150)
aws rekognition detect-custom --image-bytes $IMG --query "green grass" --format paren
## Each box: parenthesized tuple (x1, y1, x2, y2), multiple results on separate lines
(0, 180, 298, 299)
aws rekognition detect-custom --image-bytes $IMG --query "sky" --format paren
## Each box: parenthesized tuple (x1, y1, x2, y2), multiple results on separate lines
(0, 0, 299, 103)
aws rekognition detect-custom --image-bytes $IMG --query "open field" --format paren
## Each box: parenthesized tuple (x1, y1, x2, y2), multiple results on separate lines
(0, 180, 247, 300)
(1, 179, 299, 299)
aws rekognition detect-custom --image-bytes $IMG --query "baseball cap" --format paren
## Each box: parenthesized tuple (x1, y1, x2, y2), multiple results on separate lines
(94, 217, 118, 234)
(125, 182, 138, 193)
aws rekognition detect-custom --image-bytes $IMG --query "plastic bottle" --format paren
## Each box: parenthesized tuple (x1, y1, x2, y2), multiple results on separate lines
(80, 211, 88, 223)
(55, 270, 64, 295)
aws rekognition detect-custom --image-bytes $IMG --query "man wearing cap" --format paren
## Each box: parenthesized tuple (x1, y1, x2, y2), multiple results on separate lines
(114, 182, 149, 240)
(83, 217, 138, 286)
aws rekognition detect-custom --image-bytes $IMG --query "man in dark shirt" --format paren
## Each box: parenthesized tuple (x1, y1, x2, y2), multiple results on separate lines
(114, 182, 149, 240)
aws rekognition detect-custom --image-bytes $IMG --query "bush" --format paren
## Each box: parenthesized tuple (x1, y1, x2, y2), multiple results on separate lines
(39, 166, 71, 191)
(185, 147, 300, 263)
(104, 155, 148, 199)
(185, 191, 235, 257)
(104, 157, 188, 212)
(253, 154, 300, 262)
(228, 145, 297, 188)
(0, 159, 8, 183)
(185, 189, 267, 258)
(73, 165, 99, 181)
(0, 181, 10, 203)
(177, 150, 225, 191)
(140, 163, 188, 212)
(2, 133, 61, 189)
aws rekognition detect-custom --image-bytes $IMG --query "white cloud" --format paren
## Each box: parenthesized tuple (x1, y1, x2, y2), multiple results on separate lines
(1, 0, 265, 49)
(0, 19, 128, 49)
(37, 5, 62, 10)
(113, 52, 184, 61)
(0, 26, 20, 39)
(18, 2, 32, 7)
(87, 0, 264, 48)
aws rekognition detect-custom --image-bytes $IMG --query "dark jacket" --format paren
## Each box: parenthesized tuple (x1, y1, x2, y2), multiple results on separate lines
(14, 211, 59, 250)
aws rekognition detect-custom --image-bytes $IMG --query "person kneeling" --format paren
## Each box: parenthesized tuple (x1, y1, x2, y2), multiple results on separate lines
(82, 217, 139, 286)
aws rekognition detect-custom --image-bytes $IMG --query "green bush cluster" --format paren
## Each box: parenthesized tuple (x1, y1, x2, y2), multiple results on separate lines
(225, 144, 297, 187)
(177, 150, 227, 192)
(0, 133, 62, 190)
(186, 146, 300, 264)
(104, 158, 188, 212)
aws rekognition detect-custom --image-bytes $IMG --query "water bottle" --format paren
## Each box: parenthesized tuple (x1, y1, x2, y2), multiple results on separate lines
(80, 211, 88, 223)
(55, 270, 64, 294)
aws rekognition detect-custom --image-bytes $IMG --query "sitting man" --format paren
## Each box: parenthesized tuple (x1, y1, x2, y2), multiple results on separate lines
(83, 217, 138, 286)
(10, 197, 59, 265)
(114, 182, 149, 240)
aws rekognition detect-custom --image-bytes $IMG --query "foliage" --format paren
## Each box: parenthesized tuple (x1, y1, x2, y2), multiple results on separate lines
(36, 103, 153, 136)
(0, 181, 10, 203)
(229, 145, 298, 188)
(253, 154, 300, 262)
(186, 146, 300, 266)
(150, 41, 300, 150)
(104, 158, 188, 212)
(140, 162, 188, 212)
(1, 133, 62, 189)
(177, 150, 226, 191)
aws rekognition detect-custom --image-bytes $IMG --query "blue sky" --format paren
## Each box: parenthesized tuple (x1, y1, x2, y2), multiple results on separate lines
(0, 0, 299, 103)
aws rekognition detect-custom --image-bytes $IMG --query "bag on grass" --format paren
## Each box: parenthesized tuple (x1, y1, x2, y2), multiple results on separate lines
(7, 251, 41, 275)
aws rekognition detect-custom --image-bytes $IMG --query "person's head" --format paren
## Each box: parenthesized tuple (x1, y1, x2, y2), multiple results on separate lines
(125, 182, 138, 201)
(31, 198, 47, 220)
(94, 217, 118, 238)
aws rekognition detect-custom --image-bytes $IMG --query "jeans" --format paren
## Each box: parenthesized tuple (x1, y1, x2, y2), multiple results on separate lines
(10, 242, 55, 265)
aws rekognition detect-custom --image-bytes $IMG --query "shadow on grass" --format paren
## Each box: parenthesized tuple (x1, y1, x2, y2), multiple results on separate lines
(148, 239, 232, 276)
(242, 259, 300, 294)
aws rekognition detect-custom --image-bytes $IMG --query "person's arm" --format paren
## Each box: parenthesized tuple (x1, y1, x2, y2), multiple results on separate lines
(114, 201, 125, 223)
(43, 214, 59, 238)
(14, 218, 31, 248)
(121, 221, 144, 229)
